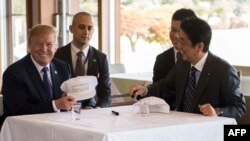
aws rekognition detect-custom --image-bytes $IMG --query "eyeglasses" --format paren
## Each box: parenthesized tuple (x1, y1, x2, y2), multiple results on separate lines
(169, 28, 180, 33)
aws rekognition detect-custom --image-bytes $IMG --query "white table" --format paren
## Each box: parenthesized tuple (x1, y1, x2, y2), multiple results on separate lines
(0, 106, 236, 141)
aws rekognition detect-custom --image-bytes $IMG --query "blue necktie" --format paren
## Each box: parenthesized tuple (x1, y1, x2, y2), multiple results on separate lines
(42, 67, 53, 100)
(183, 66, 197, 112)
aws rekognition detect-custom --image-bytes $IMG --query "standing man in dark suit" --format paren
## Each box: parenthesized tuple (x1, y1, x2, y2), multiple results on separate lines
(1, 25, 75, 123)
(153, 8, 197, 83)
(55, 12, 111, 108)
(130, 18, 246, 118)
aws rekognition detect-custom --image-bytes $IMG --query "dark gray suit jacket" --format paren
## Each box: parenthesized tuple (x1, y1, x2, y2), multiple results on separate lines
(153, 47, 175, 83)
(147, 52, 246, 118)
(152, 47, 176, 109)
(54, 43, 111, 108)
(1, 54, 71, 120)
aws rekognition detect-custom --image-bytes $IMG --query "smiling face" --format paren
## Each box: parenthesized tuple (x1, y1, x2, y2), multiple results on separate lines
(28, 25, 58, 66)
(70, 13, 95, 50)
(169, 20, 181, 50)
(179, 30, 204, 65)
(28, 33, 57, 66)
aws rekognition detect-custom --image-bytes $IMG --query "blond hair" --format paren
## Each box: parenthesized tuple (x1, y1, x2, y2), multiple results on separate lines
(28, 24, 57, 44)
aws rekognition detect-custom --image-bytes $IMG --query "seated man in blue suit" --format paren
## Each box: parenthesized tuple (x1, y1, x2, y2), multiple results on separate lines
(130, 17, 246, 118)
(1, 25, 75, 124)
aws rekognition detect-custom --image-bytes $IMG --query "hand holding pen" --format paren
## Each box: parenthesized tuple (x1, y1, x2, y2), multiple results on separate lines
(130, 85, 147, 97)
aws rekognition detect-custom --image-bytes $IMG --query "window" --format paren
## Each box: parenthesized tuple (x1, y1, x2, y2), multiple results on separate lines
(11, 0, 27, 62)
(0, 0, 27, 72)
(63, 0, 99, 48)
(119, 0, 250, 73)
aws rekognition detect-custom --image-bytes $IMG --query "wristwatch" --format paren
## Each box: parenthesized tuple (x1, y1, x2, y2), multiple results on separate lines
(215, 108, 223, 116)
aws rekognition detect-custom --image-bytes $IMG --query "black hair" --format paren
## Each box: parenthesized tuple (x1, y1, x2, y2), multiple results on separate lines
(172, 8, 197, 21)
(180, 17, 212, 52)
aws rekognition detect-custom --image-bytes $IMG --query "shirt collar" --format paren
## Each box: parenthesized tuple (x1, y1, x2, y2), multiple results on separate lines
(173, 48, 180, 57)
(30, 55, 50, 72)
(71, 43, 90, 57)
(192, 52, 208, 72)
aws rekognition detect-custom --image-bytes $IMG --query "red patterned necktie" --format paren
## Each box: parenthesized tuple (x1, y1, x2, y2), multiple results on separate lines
(75, 51, 85, 76)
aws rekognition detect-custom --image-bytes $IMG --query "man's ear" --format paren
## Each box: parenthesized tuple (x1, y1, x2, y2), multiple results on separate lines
(69, 25, 73, 33)
(196, 42, 204, 52)
(27, 45, 30, 53)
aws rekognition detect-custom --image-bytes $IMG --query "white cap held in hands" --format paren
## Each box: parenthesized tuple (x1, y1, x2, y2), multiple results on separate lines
(61, 76, 98, 101)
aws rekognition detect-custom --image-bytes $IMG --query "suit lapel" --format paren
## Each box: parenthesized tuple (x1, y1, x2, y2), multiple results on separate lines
(192, 53, 215, 110)
(25, 55, 46, 101)
(64, 44, 74, 74)
(50, 61, 61, 99)
(169, 48, 175, 65)
(87, 47, 98, 75)
(176, 60, 190, 108)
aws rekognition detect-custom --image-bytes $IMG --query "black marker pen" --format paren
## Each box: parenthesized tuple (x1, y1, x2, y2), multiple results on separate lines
(112, 110, 119, 116)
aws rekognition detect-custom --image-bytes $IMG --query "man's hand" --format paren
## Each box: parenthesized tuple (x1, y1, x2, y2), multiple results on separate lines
(55, 96, 75, 111)
(130, 85, 147, 97)
(199, 103, 217, 116)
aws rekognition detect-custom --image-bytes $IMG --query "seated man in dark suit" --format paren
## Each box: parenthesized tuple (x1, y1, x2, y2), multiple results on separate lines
(54, 12, 111, 108)
(152, 8, 197, 109)
(1, 25, 75, 124)
(153, 8, 197, 83)
(130, 17, 246, 118)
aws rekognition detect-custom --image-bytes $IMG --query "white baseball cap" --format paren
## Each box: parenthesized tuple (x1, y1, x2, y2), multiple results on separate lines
(61, 76, 98, 101)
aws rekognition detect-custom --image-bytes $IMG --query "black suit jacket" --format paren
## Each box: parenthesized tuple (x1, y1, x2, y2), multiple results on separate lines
(147, 52, 246, 118)
(54, 43, 111, 108)
(151, 47, 175, 109)
(1, 54, 71, 121)
(153, 47, 175, 83)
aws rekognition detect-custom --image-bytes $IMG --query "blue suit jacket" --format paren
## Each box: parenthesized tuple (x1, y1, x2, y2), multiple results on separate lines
(147, 52, 246, 118)
(54, 43, 111, 108)
(1, 54, 71, 119)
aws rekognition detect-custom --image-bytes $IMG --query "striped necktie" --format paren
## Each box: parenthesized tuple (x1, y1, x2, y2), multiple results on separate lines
(183, 66, 197, 112)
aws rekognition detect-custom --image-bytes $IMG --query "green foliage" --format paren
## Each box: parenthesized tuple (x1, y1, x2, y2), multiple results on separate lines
(121, 0, 133, 5)
(159, 0, 175, 4)
(121, 4, 174, 50)
(12, 0, 26, 14)
(80, 0, 98, 15)
(121, 0, 250, 50)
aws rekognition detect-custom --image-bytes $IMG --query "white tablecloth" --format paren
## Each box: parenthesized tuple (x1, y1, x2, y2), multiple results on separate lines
(0, 106, 236, 141)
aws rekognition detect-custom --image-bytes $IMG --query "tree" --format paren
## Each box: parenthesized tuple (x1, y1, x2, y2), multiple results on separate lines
(121, 5, 175, 51)
(144, 5, 174, 50)
(120, 9, 152, 51)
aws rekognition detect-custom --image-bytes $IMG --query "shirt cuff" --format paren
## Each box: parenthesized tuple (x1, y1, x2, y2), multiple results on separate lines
(52, 100, 60, 113)
(142, 86, 148, 97)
